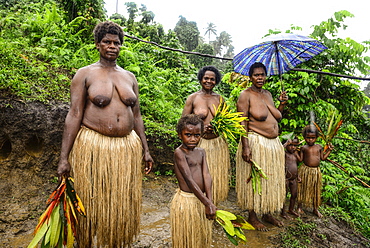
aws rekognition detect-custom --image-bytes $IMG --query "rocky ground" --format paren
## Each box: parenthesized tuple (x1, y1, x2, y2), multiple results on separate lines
(1, 100, 369, 247)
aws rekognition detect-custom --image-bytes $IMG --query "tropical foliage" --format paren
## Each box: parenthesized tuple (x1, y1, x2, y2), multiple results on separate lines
(1, 0, 370, 240)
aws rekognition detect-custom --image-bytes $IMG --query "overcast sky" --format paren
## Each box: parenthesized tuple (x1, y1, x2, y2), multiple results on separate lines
(104, 0, 370, 82)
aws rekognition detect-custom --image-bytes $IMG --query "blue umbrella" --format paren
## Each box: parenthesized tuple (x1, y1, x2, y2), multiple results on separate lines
(233, 33, 327, 83)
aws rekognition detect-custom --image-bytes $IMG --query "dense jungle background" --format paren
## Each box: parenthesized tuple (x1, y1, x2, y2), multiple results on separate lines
(1, 0, 370, 247)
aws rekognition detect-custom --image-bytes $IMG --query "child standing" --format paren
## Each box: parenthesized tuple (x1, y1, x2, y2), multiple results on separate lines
(281, 137, 302, 219)
(170, 114, 216, 248)
(297, 125, 334, 218)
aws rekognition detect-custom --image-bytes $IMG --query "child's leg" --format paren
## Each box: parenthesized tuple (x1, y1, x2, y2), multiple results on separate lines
(280, 180, 290, 219)
(287, 179, 299, 217)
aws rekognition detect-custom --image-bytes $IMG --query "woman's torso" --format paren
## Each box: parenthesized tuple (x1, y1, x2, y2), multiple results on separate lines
(246, 88, 281, 138)
(82, 64, 138, 137)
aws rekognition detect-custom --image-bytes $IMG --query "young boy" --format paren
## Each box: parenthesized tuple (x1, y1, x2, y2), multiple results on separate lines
(281, 137, 302, 219)
(170, 114, 216, 248)
(297, 125, 334, 218)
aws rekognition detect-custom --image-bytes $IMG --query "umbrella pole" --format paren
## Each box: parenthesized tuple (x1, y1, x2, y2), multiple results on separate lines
(274, 42, 284, 92)
(280, 74, 284, 92)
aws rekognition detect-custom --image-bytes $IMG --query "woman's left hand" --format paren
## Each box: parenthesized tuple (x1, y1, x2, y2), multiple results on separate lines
(144, 152, 154, 174)
(279, 91, 288, 104)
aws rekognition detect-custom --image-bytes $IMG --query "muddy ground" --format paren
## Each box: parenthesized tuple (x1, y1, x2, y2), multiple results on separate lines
(1, 100, 369, 247)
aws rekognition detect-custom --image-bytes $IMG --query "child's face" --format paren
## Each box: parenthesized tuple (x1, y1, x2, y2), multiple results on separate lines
(286, 142, 298, 153)
(304, 132, 317, 146)
(179, 124, 202, 150)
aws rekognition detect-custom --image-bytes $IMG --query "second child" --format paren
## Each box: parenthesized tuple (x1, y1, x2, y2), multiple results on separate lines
(281, 137, 302, 219)
(170, 114, 216, 248)
(297, 125, 334, 218)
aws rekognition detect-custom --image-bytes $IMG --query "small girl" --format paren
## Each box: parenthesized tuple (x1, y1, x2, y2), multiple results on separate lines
(297, 125, 333, 218)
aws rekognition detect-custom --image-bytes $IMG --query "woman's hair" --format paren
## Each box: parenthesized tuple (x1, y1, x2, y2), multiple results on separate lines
(93, 21, 124, 44)
(302, 125, 319, 137)
(197, 65, 222, 85)
(248, 62, 267, 77)
(176, 114, 204, 135)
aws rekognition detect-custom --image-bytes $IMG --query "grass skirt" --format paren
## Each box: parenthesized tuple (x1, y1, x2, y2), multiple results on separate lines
(198, 136, 230, 204)
(235, 132, 285, 214)
(70, 126, 143, 248)
(298, 164, 322, 208)
(170, 189, 213, 248)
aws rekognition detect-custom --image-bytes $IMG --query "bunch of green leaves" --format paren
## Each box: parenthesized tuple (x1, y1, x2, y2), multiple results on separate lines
(211, 99, 247, 141)
(248, 159, 269, 195)
(28, 177, 86, 248)
(215, 210, 254, 246)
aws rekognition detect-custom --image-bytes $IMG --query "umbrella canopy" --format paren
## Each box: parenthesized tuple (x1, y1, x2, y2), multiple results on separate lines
(233, 33, 327, 77)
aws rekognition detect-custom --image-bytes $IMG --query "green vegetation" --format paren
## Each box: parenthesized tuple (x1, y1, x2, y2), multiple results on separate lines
(279, 218, 318, 248)
(1, 0, 370, 240)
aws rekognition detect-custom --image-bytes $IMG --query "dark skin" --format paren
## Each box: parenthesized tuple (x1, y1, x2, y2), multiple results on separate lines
(281, 139, 302, 219)
(57, 33, 153, 179)
(236, 67, 288, 231)
(174, 123, 216, 220)
(297, 132, 333, 218)
(182, 71, 223, 139)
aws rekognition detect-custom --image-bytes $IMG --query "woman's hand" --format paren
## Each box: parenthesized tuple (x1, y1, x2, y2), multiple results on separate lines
(242, 146, 252, 162)
(144, 152, 154, 174)
(278, 91, 288, 104)
(204, 124, 213, 133)
(57, 160, 71, 181)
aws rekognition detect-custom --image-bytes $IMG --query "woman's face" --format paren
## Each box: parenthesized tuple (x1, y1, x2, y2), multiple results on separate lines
(250, 67, 267, 89)
(96, 33, 121, 61)
(200, 71, 216, 91)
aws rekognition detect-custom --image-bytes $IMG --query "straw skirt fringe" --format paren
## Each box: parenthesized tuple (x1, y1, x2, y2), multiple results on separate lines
(170, 189, 213, 248)
(70, 126, 143, 248)
(235, 133, 285, 214)
(298, 164, 322, 208)
(198, 136, 230, 204)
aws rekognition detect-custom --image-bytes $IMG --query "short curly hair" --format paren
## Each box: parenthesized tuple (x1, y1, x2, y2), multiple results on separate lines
(93, 21, 124, 44)
(197, 65, 222, 85)
(176, 114, 204, 135)
(302, 124, 319, 138)
(248, 62, 267, 77)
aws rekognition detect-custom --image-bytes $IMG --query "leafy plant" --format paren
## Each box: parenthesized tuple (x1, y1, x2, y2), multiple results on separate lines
(215, 210, 254, 245)
(211, 99, 247, 141)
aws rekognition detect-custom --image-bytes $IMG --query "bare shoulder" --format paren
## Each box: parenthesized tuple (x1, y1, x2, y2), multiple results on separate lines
(262, 88, 273, 96)
(195, 147, 206, 155)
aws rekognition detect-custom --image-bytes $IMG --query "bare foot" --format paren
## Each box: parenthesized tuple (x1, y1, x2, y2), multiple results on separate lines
(313, 208, 323, 218)
(287, 209, 300, 217)
(248, 218, 268, 231)
(297, 208, 304, 215)
(280, 211, 291, 220)
(262, 214, 284, 227)
(248, 211, 268, 231)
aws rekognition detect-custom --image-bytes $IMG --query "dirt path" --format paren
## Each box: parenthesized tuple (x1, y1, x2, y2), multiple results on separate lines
(1, 171, 370, 248)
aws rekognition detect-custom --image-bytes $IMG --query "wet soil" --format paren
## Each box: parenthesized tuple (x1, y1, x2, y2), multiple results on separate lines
(1, 100, 369, 247)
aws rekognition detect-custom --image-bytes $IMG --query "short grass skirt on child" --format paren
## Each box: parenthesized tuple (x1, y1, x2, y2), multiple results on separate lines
(298, 164, 322, 209)
(70, 126, 143, 248)
(236, 132, 285, 214)
(198, 136, 230, 204)
(170, 189, 213, 248)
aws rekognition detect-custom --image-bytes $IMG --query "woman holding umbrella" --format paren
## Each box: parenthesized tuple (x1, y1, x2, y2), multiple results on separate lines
(236, 62, 288, 231)
(182, 65, 230, 205)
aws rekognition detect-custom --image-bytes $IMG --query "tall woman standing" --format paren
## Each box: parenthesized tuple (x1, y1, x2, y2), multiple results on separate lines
(57, 21, 153, 247)
(182, 65, 230, 205)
